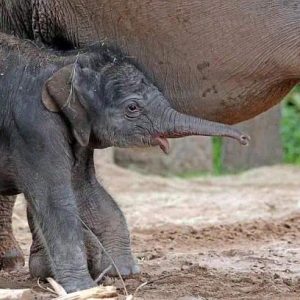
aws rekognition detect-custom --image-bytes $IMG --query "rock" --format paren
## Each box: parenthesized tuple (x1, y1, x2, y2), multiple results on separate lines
(222, 105, 283, 172)
(114, 137, 213, 175)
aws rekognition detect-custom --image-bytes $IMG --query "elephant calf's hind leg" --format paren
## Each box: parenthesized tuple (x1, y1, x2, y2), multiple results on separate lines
(74, 148, 139, 278)
(27, 205, 51, 279)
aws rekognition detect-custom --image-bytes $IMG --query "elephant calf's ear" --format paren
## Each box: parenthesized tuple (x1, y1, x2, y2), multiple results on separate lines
(42, 64, 91, 147)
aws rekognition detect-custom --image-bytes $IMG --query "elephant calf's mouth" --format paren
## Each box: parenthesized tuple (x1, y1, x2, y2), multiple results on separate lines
(153, 137, 170, 154)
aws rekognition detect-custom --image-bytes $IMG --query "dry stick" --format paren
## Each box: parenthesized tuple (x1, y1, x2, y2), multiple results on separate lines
(78, 217, 129, 297)
(0, 288, 49, 300)
(47, 278, 68, 296)
(133, 282, 148, 297)
(55, 286, 118, 300)
(95, 265, 113, 284)
(133, 274, 175, 297)
(36, 278, 57, 296)
(45, 278, 120, 300)
(146, 274, 174, 284)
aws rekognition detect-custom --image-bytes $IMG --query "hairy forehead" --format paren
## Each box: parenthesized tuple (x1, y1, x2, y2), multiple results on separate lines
(103, 63, 152, 96)
(110, 63, 145, 82)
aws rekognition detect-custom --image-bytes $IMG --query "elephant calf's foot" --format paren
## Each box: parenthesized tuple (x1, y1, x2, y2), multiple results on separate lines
(29, 232, 140, 282)
(29, 250, 96, 293)
(100, 254, 140, 278)
(29, 249, 52, 279)
(61, 277, 97, 293)
(85, 231, 140, 279)
(0, 237, 25, 271)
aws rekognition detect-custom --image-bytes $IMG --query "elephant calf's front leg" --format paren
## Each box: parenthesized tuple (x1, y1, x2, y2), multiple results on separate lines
(28, 182, 139, 280)
(15, 140, 95, 292)
(24, 181, 95, 292)
(27, 148, 139, 281)
(0, 195, 24, 271)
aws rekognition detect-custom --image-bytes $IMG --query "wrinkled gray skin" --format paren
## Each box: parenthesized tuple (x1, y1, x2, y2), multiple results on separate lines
(0, 33, 249, 292)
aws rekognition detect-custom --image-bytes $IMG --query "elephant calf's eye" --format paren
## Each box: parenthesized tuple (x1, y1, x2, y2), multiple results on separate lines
(128, 104, 138, 112)
(125, 102, 141, 119)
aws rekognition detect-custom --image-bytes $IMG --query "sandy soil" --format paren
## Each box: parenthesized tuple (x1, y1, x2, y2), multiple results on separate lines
(2, 153, 300, 299)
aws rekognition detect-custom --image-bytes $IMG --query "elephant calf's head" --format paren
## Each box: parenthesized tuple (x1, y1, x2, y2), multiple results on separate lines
(42, 60, 250, 152)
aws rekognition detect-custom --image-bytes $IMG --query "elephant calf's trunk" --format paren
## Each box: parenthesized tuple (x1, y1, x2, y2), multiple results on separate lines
(156, 109, 250, 154)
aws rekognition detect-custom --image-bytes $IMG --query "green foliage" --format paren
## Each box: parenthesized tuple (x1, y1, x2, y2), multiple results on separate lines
(212, 137, 223, 174)
(281, 85, 300, 164)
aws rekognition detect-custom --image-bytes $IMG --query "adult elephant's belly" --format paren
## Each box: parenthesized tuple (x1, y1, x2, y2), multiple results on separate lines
(168, 76, 299, 125)
(81, 0, 300, 125)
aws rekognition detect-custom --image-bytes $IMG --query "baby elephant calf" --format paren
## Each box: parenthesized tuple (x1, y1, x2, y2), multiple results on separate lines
(0, 33, 249, 292)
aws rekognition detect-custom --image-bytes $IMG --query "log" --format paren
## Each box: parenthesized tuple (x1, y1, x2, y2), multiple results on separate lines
(55, 286, 118, 300)
(222, 105, 283, 172)
(0, 289, 50, 300)
(0, 286, 118, 300)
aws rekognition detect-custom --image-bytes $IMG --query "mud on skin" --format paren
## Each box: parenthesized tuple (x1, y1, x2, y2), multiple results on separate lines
(0, 32, 249, 292)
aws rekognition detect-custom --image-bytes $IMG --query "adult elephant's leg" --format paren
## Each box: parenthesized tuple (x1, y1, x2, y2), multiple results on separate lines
(0, 0, 33, 39)
(73, 148, 139, 278)
(0, 195, 25, 271)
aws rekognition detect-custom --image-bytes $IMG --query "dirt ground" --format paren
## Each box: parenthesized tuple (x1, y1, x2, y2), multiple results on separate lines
(2, 151, 300, 299)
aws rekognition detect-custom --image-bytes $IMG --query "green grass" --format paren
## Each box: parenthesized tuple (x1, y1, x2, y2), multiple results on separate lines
(281, 85, 300, 165)
(212, 137, 223, 175)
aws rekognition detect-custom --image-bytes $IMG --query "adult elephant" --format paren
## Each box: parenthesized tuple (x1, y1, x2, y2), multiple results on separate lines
(1, 0, 299, 125)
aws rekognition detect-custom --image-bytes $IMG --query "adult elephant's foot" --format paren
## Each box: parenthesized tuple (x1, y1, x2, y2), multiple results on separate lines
(0, 235, 25, 271)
